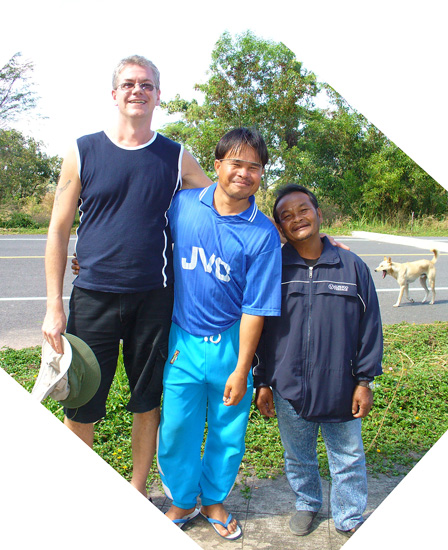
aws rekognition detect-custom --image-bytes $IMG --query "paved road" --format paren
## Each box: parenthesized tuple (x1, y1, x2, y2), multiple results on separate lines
(0, 236, 76, 349)
(346, 235, 448, 324)
(0, 234, 447, 349)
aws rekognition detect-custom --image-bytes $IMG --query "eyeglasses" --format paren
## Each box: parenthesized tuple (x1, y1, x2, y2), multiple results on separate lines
(117, 81, 156, 92)
(218, 158, 263, 171)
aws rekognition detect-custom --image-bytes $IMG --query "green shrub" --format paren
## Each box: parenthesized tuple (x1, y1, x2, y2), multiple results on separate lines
(0, 211, 39, 229)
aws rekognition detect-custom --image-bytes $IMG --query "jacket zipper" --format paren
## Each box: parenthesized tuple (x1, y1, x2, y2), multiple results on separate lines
(300, 265, 313, 418)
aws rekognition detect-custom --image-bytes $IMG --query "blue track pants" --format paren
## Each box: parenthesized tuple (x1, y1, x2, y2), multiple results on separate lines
(157, 322, 253, 509)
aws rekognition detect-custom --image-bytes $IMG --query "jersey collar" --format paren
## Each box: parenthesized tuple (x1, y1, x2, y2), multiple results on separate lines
(199, 183, 258, 222)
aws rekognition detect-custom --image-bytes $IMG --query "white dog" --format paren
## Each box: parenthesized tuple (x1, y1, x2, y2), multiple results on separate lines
(374, 250, 438, 307)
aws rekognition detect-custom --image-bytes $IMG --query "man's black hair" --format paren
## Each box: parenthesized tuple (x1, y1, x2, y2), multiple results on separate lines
(214, 127, 269, 167)
(273, 184, 320, 224)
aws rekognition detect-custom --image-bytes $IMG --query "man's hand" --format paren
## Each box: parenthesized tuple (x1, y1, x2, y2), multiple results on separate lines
(223, 370, 248, 407)
(71, 252, 80, 275)
(41, 306, 66, 354)
(255, 386, 276, 418)
(320, 233, 350, 251)
(352, 385, 373, 418)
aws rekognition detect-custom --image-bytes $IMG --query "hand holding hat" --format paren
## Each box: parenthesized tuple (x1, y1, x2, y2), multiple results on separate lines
(32, 333, 101, 409)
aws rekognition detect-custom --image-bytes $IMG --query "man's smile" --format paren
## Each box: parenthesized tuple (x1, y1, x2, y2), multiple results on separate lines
(292, 222, 310, 232)
(232, 179, 252, 187)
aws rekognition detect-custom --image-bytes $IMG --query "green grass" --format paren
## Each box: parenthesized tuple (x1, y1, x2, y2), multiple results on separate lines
(0, 226, 78, 235)
(243, 322, 448, 480)
(2, 322, 448, 491)
(319, 216, 448, 237)
(1, 346, 135, 477)
(0, 227, 51, 235)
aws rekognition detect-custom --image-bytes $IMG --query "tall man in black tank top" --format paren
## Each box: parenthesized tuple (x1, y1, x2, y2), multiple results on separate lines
(42, 55, 211, 498)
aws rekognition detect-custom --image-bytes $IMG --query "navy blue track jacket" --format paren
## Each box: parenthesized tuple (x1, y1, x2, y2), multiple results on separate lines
(253, 237, 383, 422)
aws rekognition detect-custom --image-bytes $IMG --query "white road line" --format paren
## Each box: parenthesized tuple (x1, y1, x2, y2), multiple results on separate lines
(0, 297, 70, 301)
(375, 288, 448, 293)
(0, 237, 76, 240)
(2, 290, 447, 301)
(352, 231, 448, 252)
(0, 256, 74, 259)
(0, 238, 48, 241)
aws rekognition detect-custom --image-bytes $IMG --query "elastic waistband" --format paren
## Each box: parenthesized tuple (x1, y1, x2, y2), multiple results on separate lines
(172, 320, 240, 345)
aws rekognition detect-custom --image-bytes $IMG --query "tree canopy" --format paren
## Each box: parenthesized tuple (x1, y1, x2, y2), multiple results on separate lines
(161, 31, 319, 188)
(0, 53, 62, 208)
(0, 129, 61, 203)
(160, 31, 447, 220)
(294, 87, 448, 218)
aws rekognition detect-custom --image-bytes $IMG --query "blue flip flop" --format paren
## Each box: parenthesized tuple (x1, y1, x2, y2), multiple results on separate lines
(200, 511, 243, 541)
(172, 507, 200, 529)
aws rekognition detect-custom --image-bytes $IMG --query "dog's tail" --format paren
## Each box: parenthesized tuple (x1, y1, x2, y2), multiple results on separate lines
(431, 249, 438, 264)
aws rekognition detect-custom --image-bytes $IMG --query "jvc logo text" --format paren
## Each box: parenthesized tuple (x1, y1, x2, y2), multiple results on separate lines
(182, 246, 231, 282)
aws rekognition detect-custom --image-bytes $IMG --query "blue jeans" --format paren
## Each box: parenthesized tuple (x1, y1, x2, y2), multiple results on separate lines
(274, 390, 367, 531)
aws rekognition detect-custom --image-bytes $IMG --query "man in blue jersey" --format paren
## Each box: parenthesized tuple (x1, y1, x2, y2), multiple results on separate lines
(41, 55, 211, 497)
(254, 184, 383, 538)
(157, 128, 281, 540)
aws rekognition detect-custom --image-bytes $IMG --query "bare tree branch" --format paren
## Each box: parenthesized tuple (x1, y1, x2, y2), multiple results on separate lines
(0, 52, 39, 128)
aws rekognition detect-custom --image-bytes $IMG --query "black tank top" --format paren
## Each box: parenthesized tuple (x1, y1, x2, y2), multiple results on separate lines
(74, 131, 182, 292)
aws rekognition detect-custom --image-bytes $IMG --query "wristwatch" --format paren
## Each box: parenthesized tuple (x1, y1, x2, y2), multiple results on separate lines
(356, 380, 373, 389)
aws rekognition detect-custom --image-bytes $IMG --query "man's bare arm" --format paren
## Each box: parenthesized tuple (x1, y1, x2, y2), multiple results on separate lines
(223, 314, 265, 407)
(181, 149, 213, 189)
(41, 147, 81, 354)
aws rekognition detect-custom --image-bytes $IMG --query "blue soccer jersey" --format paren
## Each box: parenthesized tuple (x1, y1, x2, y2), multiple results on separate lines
(168, 184, 281, 336)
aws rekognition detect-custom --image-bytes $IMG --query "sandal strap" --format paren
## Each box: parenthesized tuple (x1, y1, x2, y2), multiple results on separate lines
(207, 513, 233, 529)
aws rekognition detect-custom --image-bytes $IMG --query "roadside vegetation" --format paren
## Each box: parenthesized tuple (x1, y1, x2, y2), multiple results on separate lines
(2, 322, 447, 490)
(1, 36, 447, 236)
(1, 188, 447, 237)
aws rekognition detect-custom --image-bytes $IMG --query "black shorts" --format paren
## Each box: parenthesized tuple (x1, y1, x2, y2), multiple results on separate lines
(64, 285, 174, 423)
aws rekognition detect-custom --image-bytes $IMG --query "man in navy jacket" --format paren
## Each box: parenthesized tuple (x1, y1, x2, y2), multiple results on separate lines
(254, 184, 383, 538)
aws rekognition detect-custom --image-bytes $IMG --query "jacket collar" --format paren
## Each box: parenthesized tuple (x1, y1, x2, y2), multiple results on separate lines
(282, 236, 341, 267)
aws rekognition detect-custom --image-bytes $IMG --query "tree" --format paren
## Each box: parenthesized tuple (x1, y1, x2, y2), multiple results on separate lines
(0, 129, 61, 202)
(362, 141, 448, 218)
(160, 32, 447, 220)
(161, 31, 319, 188)
(288, 87, 384, 216)
(292, 86, 447, 219)
(0, 52, 39, 128)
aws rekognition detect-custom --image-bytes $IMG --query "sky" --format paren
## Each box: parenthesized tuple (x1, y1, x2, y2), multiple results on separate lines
(1, 1, 448, 547)
(1, 0, 447, 190)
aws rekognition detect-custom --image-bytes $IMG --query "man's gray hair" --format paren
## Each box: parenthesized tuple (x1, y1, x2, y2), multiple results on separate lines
(112, 55, 160, 90)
